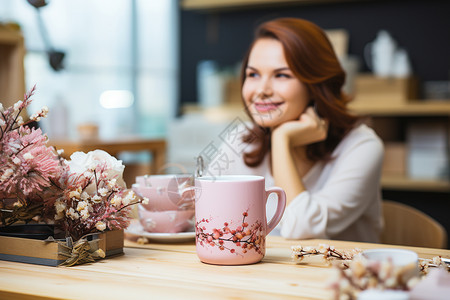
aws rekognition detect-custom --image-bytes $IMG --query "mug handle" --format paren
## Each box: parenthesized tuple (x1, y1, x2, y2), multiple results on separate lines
(265, 187, 286, 235)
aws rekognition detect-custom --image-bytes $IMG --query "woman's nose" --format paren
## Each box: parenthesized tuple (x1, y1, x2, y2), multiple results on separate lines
(257, 78, 273, 97)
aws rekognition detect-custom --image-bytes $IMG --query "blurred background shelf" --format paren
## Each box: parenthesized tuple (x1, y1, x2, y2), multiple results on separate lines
(0, 25, 25, 110)
(352, 99, 450, 194)
(180, 0, 348, 11)
(381, 175, 450, 192)
(350, 100, 450, 116)
(48, 138, 167, 186)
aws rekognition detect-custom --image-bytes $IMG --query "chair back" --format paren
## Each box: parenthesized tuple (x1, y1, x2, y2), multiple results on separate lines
(381, 200, 448, 249)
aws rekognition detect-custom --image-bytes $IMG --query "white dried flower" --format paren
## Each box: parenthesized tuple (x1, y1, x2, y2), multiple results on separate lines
(57, 149, 64, 155)
(384, 277, 398, 288)
(0, 119, 5, 127)
(13, 101, 23, 110)
(108, 178, 117, 188)
(69, 190, 81, 199)
(88, 163, 97, 171)
(407, 277, 421, 290)
(142, 197, 150, 205)
(379, 261, 392, 281)
(98, 187, 109, 197)
(95, 221, 106, 231)
(23, 152, 34, 160)
(122, 196, 131, 206)
(17, 116, 24, 126)
(122, 191, 135, 206)
(55, 200, 66, 214)
(80, 191, 90, 200)
(66, 207, 79, 220)
(13, 201, 23, 208)
(12, 157, 21, 164)
(92, 195, 102, 203)
(318, 244, 329, 252)
(432, 256, 442, 265)
(76, 201, 88, 212)
(110, 195, 122, 208)
(41, 106, 49, 115)
(1, 168, 14, 180)
(338, 277, 351, 292)
(66, 150, 125, 195)
(0, 103, 3, 111)
(358, 277, 369, 288)
(80, 208, 90, 220)
(137, 237, 149, 244)
(351, 259, 366, 278)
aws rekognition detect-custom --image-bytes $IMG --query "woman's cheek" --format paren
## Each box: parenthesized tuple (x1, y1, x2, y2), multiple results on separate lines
(241, 83, 253, 106)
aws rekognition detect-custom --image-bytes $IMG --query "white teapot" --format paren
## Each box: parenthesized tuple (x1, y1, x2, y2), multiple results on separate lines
(364, 30, 397, 77)
(365, 30, 412, 78)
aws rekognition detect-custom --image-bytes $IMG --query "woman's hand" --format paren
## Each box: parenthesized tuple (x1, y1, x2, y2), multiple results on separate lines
(272, 106, 328, 147)
(270, 107, 327, 204)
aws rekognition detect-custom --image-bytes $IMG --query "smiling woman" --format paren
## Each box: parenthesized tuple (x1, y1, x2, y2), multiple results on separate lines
(242, 38, 309, 128)
(209, 18, 384, 243)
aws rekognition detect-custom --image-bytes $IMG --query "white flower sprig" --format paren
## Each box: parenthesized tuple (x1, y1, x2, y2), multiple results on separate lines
(291, 244, 450, 299)
(292, 244, 361, 269)
(52, 150, 150, 241)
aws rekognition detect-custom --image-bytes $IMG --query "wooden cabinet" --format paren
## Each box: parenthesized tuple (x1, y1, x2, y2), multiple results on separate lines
(0, 25, 25, 108)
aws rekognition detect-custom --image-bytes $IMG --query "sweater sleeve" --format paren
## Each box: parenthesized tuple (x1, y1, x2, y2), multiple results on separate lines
(280, 133, 384, 239)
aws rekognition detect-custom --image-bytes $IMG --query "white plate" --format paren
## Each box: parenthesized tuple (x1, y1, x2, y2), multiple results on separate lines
(125, 220, 195, 243)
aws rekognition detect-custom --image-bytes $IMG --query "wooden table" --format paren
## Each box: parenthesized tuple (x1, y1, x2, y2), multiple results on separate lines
(1, 236, 449, 299)
(48, 137, 167, 174)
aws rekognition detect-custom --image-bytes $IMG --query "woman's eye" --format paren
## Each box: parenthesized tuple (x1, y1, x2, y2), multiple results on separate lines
(246, 72, 258, 78)
(276, 73, 291, 78)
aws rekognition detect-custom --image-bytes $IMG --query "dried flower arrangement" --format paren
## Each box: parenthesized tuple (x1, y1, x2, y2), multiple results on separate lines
(291, 244, 450, 299)
(0, 87, 148, 265)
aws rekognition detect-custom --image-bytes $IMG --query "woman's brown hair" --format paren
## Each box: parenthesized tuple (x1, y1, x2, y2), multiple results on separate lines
(241, 18, 359, 167)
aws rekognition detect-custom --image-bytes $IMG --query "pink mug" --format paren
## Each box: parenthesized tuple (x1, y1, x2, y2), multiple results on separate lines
(195, 175, 286, 265)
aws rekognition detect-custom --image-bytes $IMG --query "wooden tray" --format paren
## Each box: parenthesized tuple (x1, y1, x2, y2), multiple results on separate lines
(0, 229, 123, 266)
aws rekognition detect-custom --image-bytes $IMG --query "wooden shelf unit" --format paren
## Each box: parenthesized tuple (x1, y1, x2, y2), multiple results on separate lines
(381, 175, 450, 192)
(349, 100, 450, 116)
(0, 26, 25, 109)
(183, 100, 450, 192)
(351, 99, 450, 192)
(180, 0, 349, 11)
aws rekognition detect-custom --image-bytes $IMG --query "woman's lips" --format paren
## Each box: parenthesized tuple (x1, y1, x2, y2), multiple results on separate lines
(253, 101, 283, 113)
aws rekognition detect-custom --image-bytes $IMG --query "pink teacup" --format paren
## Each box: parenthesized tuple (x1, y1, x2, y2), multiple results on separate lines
(194, 175, 286, 265)
(138, 204, 194, 233)
(133, 174, 195, 211)
(132, 184, 195, 211)
(136, 174, 193, 188)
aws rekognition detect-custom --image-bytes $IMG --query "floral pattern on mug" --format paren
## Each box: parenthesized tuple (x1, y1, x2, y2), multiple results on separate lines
(195, 211, 264, 256)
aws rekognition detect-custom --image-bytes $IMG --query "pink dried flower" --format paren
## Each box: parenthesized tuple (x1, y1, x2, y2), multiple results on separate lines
(0, 127, 61, 196)
(1, 86, 146, 242)
(0, 86, 66, 226)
